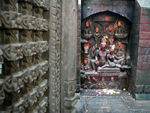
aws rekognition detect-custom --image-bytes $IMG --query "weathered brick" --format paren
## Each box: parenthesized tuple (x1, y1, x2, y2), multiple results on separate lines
(136, 70, 143, 76)
(138, 47, 150, 55)
(139, 40, 150, 47)
(138, 55, 150, 62)
(137, 62, 150, 70)
(140, 32, 150, 40)
(140, 16, 150, 24)
(140, 24, 150, 32)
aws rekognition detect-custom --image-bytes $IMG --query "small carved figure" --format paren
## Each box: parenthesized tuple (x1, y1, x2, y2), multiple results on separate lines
(115, 20, 128, 38)
(83, 58, 90, 70)
(98, 77, 107, 89)
(89, 47, 99, 71)
(84, 42, 90, 54)
(107, 44, 125, 68)
(83, 21, 93, 40)
(108, 77, 118, 88)
(90, 26, 101, 49)
(107, 24, 115, 35)
(94, 26, 100, 42)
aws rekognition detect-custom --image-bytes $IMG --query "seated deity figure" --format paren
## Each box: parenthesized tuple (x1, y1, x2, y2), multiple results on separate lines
(98, 77, 107, 89)
(107, 44, 125, 68)
(83, 21, 93, 40)
(81, 75, 92, 89)
(83, 57, 91, 70)
(107, 45, 118, 67)
(99, 38, 109, 64)
(108, 77, 118, 89)
(90, 37, 109, 71)
(115, 40, 126, 65)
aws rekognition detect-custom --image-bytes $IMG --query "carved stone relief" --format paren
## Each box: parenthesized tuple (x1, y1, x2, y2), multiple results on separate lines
(0, 79, 5, 105)
(0, 0, 17, 11)
(49, 0, 62, 113)
(0, 0, 50, 112)
(0, 11, 48, 31)
(1, 44, 23, 61)
(32, 31, 43, 42)
(3, 61, 20, 75)
(81, 12, 131, 89)
(0, 49, 3, 64)
(19, 30, 32, 43)
(19, 2, 33, 15)
(0, 41, 48, 61)
(18, 0, 49, 10)
(0, 30, 18, 44)
(33, 7, 43, 18)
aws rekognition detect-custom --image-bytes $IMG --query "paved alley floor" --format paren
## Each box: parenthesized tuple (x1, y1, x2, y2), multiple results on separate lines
(75, 90, 150, 113)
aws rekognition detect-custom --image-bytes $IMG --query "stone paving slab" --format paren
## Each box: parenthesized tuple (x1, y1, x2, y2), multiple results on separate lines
(75, 91, 150, 113)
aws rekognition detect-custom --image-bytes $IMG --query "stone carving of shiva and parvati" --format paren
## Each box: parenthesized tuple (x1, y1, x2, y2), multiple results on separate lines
(80, 18, 131, 89)
(81, 19, 130, 74)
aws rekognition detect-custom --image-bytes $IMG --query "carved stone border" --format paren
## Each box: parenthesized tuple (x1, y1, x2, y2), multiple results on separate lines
(0, 11, 49, 31)
(49, 0, 62, 113)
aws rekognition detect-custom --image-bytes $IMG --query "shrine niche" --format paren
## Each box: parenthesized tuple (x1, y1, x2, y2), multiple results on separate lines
(81, 11, 131, 89)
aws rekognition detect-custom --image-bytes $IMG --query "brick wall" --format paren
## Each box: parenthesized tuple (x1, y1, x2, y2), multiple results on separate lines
(135, 0, 150, 95)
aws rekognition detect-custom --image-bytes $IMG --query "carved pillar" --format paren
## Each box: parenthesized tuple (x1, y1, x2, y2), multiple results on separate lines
(49, 0, 62, 113)
(61, 0, 78, 113)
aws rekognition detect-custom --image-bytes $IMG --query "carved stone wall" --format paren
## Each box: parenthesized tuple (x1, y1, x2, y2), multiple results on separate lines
(0, 0, 50, 112)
